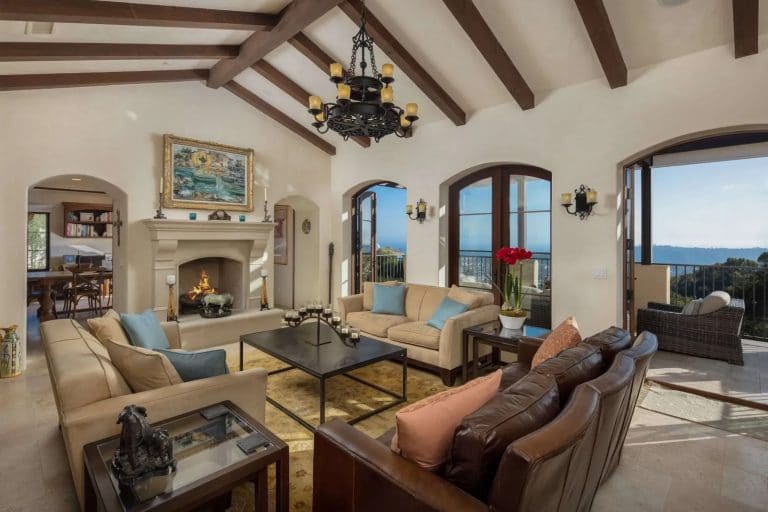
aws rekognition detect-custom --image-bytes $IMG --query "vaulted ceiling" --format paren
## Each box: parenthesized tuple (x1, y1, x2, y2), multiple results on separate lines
(1, 0, 765, 156)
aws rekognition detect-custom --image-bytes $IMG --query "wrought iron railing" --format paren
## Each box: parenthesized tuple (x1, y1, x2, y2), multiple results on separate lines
(361, 254, 406, 282)
(660, 262, 768, 341)
(458, 253, 551, 291)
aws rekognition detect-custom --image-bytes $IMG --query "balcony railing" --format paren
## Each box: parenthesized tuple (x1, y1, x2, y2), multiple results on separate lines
(361, 254, 406, 282)
(660, 262, 768, 341)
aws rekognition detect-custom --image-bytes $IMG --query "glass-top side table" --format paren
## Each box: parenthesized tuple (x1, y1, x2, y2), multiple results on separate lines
(461, 321, 551, 382)
(83, 401, 289, 512)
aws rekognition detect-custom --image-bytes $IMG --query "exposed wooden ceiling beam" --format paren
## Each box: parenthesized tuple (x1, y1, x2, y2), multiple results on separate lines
(0, 42, 239, 61)
(208, 0, 344, 89)
(441, 0, 533, 110)
(251, 60, 370, 148)
(338, 0, 466, 126)
(224, 81, 335, 156)
(0, 0, 277, 30)
(733, 0, 759, 58)
(289, 32, 340, 76)
(0, 69, 208, 91)
(574, 0, 627, 88)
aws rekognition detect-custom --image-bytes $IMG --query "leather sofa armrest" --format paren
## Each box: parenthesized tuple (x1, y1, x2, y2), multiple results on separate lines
(338, 294, 364, 322)
(160, 321, 181, 349)
(60, 368, 267, 508)
(314, 420, 487, 512)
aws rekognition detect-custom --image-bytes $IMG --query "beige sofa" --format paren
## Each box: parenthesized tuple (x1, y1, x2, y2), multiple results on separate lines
(338, 283, 499, 385)
(41, 318, 270, 510)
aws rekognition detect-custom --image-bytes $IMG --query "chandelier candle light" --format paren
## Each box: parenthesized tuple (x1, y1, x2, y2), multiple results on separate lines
(494, 247, 534, 330)
(307, 1, 418, 142)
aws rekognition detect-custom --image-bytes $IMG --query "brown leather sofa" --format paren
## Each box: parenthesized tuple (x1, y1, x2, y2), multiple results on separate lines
(313, 327, 658, 512)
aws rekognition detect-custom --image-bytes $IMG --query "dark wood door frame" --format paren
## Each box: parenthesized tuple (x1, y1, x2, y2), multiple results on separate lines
(352, 189, 376, 294)
(448, 164, 552, 304)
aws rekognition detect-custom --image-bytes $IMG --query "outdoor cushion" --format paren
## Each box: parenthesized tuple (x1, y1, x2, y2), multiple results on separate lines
(391, 370, 502, 471)
(103, 338, 182, 392)
(120, 309, 170, 350)
(371, 283, 407, 316)
(531, 316, 581, 367)
(388, 321, 441, 350)
(155, 348, 229, 382)
(681, 299, 703, 315)
(426, 297, 469, 330)
(346, 311, 408, 337)
(698, 291, 730, 315)
(87, 309, 131, 346)
(445, 373, 560, 500)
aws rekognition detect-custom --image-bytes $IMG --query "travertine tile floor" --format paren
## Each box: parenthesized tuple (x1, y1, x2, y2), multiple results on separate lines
(2, 315, 766, 512)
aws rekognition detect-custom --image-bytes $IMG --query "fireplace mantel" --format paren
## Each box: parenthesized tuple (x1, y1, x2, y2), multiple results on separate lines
(143, 218, 275, 315)
(143, 219, 275, 240)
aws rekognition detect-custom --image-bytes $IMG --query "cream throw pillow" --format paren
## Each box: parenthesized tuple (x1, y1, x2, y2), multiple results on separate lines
(103, 338, 183, 392)
(447, 285, 484, 310)
(531, 316, 582, 368)
(87, 309, 131, 346)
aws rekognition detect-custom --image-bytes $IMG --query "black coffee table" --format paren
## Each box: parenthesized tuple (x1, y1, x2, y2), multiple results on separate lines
(240, 323, 407, 431)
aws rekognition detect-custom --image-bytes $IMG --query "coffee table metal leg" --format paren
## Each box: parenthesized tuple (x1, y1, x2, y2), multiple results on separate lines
(472, 338, 480, 379)
(319, 377, 326, 424)
(239, 339, 244, 371)
(402, 353, 408, 399)
(462, 333, 469, 383)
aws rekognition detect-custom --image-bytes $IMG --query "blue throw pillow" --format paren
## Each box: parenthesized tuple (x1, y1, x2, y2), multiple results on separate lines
(427, 297, 470, 330)
(155, 348, 229, 382)
(371, 284, 406, 316)
(120, 309, 170, 350)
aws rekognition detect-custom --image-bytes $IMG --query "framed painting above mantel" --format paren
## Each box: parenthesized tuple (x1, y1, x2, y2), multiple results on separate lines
(163, 134, 254, 212)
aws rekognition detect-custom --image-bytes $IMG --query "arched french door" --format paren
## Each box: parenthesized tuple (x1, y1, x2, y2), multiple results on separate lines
(448, 165, 552, 327)
(351, 182, 407, 293)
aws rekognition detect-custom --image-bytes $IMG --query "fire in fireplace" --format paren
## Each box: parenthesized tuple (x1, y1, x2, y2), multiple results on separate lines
(180, 270, 218, 314)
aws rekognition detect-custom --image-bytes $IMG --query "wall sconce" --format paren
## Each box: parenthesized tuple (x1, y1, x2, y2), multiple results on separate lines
(561, 185, 597, 220)
(405, 198, 427, 223)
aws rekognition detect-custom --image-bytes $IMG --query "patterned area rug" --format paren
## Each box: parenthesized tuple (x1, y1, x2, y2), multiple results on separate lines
(224, 346, 448, 512)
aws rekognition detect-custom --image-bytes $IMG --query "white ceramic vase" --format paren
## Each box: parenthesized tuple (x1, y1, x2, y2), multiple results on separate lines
(499, 314, 526, 330)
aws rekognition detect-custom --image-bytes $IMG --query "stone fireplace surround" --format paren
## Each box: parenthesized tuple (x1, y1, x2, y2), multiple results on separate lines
(144, 219, 274, 319)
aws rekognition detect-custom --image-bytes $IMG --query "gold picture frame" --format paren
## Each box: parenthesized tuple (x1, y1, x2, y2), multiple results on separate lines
(163, 134, 254, 212)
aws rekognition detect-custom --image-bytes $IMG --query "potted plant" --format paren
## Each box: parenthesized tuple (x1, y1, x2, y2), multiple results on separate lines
(494, 247, 533, 330)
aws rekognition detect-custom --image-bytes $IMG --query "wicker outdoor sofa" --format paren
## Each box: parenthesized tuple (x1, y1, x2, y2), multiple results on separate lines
(636, 298, 745, 365)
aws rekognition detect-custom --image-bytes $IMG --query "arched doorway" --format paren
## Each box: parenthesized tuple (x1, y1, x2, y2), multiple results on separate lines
(273, 195, 321, 309)
(350, 182, 407, 293)
(26, 174, 128, 322)
(620, 126, 768, 339)
(448, 164, 552, 328)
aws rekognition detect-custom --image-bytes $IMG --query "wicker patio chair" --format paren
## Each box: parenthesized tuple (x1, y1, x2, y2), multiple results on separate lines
(636, 298, 745, 365)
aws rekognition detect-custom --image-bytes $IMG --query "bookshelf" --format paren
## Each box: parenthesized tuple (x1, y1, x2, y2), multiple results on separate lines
(63, 202, 113, 239)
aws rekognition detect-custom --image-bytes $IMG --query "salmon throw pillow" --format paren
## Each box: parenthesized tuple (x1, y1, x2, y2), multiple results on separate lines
(531, 316, 581, 368)
(391, 370, 502, 471)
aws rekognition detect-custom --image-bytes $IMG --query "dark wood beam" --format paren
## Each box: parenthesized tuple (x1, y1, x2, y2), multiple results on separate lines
(251, 60, 370, 148)
(441, 0, 534, 110)
(733, 0, 759, 58)
(224, 81, 335, 156)
(0, 69, 208, 91)
(0, 42, 239, 61)
(338, 0, 466, 126)
(574, 0, 627, 88)
(0, 0, 277, 30)
(289, 32, 339, 75)
(208, 0, 344, 89)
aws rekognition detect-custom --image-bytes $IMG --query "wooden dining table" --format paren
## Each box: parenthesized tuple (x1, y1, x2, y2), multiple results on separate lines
(27, 269, 113, 322)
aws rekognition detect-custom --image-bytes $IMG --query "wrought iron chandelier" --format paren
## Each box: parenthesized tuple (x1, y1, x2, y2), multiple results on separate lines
(307, 1, 418, 142)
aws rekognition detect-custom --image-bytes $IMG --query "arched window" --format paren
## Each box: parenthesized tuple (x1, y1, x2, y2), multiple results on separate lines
(448, 165, 552, 327)
(351, 182, 407, 293)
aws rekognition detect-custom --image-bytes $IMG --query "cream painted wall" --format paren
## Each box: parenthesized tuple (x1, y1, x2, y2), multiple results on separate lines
(1, 81, 333, 367)
(330, 44, 768, 337)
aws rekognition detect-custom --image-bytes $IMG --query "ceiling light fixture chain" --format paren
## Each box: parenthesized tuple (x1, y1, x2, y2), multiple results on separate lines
(306, 0, 418, 143)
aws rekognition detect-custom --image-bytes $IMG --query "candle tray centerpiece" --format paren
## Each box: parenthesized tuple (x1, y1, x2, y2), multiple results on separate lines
(283, 303, 360, 347)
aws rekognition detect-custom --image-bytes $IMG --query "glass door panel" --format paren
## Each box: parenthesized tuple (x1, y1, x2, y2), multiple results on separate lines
(458, 178, 493, 288)
(355, 191, 376, 290)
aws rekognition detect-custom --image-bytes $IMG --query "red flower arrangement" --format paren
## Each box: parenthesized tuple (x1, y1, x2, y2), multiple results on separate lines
(494, 246, 534, 316)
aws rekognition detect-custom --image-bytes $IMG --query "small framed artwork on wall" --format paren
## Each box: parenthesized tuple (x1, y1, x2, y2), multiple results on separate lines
(274, 205, 290, 265)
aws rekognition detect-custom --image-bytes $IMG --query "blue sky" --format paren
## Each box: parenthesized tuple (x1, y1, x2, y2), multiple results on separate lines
(645, 157, 768, 248)
(369, 184, 408, 251)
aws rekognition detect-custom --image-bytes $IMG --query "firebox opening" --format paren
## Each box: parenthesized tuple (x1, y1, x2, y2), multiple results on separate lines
(178, 257, 243, 316)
